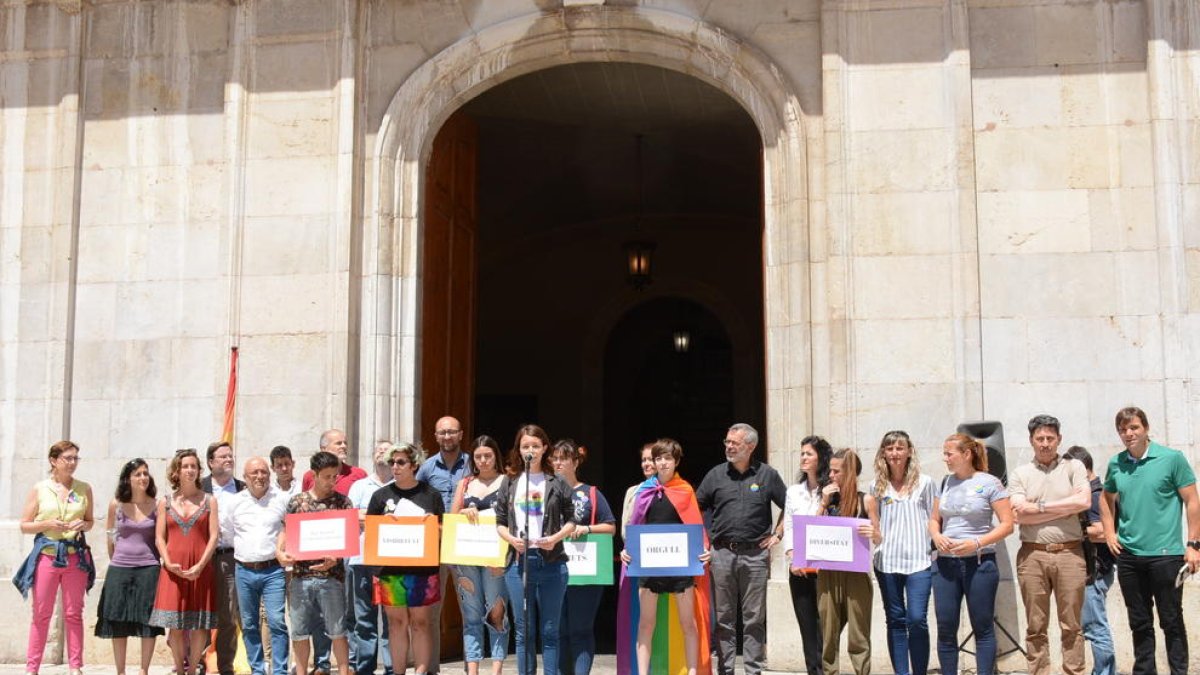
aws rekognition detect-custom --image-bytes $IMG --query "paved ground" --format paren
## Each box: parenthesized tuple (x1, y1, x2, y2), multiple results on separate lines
(0, 659, 1047, 675)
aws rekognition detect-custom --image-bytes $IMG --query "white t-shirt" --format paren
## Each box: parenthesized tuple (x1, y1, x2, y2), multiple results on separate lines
(513, 472, 548, 543)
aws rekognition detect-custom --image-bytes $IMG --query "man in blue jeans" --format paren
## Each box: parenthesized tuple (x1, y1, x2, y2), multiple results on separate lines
(1063, 445, 1116, 675)
(223, 457, 290, 675)
(1101, 407, 1200, 675)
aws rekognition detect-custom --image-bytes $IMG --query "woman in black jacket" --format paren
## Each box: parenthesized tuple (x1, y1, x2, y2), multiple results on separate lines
(495, 424, 578, 675)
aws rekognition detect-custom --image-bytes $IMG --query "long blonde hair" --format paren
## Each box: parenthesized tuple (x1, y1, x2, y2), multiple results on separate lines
(832, 448, 863, 518)
(873, 430, 920, 497)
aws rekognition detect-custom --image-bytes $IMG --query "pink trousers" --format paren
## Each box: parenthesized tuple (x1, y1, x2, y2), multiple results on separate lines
(27, 553, 88, 671)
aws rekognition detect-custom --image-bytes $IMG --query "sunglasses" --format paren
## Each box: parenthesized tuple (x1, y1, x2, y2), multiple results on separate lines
(388, 459, 412, 467)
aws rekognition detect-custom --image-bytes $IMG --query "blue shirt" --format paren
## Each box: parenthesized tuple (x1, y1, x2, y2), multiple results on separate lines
(416, 451, 470, 512)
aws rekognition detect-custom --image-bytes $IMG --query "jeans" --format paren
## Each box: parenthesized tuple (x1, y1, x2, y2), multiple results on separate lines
(454, 565, 508, 664)
(710, 547, 769, 675)
(1081, 567, 1116, 675)
(288, 576, 348, 640)
(27, 553, 87, 671)
(875, 567, 932, 675)
(559, 585, 603, 675)
(932, 554, 999, 675)
(348, 565, 392, 675)
(504, 551, 568, 675)
(235, 563, 289, 675)
(1116, 553, 1188, 675)
(787, 573, 823, 675)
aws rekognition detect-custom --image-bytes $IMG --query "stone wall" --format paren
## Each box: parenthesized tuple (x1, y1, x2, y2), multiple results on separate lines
(2, 0, 1198, 670)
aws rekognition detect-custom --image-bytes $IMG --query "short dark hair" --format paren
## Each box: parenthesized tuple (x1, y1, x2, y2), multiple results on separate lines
(1063, 445, 1093, 472)
(651, 438, 683, 464)
(269, 446, 293, 464)
(1115, 406, 1149, 432)
(310, 450, 340, 473)
(1027, 414, 1061, 436)
(552, 438, 588, 465)
(206, 441, 231, 466)
(116, 458, 157, 502)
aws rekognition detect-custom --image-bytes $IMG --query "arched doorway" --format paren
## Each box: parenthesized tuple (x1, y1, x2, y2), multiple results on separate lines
(601, 297, 740, 493)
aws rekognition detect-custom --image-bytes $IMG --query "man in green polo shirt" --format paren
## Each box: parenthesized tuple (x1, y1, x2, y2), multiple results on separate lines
(1100, 406, 1200, 675)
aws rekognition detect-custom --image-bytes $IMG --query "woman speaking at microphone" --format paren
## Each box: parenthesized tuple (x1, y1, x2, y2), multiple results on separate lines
(494, 424, 578, 675)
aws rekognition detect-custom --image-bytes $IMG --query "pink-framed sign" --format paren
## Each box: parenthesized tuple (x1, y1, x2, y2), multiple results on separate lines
(790, 515, 871, 573)
(284, 509, 360, 561)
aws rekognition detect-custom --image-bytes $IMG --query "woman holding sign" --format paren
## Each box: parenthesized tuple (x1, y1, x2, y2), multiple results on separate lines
(552, 439, 617, 675)
(617, 438, 712, 675)
(494, 424, 578, 675)
(871, 431, 937, 675)
(782, 435, 832, 675)
(450, 436, 509, 675)
(366, 443, 445, 675)
(929, 434, 1013, 675)
(815, 448, 880, 675)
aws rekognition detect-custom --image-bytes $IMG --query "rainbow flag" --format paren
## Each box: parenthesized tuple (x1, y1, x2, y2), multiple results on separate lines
(616, 476, 712, 675)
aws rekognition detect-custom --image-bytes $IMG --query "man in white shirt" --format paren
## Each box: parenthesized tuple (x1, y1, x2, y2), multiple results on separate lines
(346, 441, 396, 675)
(271, 445, 302, 500)
(223, 457, 290, 675)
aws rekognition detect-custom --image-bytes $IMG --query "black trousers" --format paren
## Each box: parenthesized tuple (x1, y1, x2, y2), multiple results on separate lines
(788, 573, 824, 675)
(1116, 552, 1188, 675)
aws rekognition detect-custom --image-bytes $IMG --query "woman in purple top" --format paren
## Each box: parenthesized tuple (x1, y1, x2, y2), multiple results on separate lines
(96, 459, 164, 675)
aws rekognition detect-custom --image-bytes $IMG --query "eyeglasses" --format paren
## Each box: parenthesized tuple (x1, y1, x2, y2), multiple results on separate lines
(58, 455, 80, 463)
(435, 430, 462, 437)
(389, 459, 411, 467)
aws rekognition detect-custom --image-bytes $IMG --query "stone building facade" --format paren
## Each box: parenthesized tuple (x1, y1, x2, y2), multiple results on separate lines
(1, 0, 1198, 670)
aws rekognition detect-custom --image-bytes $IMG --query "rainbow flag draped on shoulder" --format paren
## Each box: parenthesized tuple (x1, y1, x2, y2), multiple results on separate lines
(616, 475, 712, 675)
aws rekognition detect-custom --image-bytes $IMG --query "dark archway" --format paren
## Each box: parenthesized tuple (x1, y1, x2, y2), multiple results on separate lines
(600, 297, 735, 498)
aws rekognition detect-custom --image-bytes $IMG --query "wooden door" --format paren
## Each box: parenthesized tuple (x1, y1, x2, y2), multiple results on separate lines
(421, 110, 477, 445)
(421, 111, 477, 659)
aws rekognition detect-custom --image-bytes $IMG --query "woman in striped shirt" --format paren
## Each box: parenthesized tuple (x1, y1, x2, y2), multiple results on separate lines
(871, 430, 937, 675)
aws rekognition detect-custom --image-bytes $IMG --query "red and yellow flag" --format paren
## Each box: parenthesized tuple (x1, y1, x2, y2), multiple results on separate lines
(221, 346, 238, 444)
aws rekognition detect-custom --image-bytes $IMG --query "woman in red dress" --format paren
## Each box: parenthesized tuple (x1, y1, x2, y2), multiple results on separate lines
(148, 449, 219, 675)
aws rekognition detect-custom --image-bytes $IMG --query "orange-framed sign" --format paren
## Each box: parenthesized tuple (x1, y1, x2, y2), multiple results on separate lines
(440, 513, 508, 567)
(284, 510, 359, 560)
(363, 514, 440, 566)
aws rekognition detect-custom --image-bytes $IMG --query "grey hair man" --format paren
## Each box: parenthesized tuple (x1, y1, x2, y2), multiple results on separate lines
(695, 423, 787, 675)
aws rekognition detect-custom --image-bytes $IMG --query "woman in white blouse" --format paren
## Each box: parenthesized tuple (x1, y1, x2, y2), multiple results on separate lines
(871, 430, 937, 675)
(782, 435, 832, 675)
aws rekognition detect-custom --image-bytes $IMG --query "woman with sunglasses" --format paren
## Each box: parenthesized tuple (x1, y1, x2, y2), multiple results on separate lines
(367, 443, 445, 675)
(450, 436, 510, 675)
(17, 440, 96, 675)
(495, 424, 578, 675)
(96, 459, 164, 675)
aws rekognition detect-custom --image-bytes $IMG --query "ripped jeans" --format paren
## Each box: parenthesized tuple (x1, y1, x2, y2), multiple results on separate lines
(453, 564, 509, 663)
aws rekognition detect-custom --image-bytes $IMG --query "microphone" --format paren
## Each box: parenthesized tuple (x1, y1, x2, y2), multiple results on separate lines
(522, 452, 534, 463)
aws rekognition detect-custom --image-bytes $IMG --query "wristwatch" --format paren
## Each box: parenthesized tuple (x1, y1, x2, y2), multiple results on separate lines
(1187, 540, 1200, 551)
(1037, 499, 1046, 514)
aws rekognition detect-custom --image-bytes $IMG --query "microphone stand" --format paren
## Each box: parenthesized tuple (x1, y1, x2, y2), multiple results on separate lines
(521, 453, 533, 675)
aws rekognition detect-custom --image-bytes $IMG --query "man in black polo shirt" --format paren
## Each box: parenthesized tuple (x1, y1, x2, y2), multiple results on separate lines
(696, 423, 787, 675)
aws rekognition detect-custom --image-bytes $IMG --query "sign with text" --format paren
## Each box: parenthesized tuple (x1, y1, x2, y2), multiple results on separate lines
(625, 524, 705, 577)
(565, 533, 614, 586)
(440, 513, 508, 567)
(284, 510, 359, 561)
(790, 515, 871, 573)
(363, 514, 439, 566)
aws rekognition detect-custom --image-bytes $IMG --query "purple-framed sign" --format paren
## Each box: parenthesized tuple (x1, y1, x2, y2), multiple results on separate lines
(790, 515, 871, 573)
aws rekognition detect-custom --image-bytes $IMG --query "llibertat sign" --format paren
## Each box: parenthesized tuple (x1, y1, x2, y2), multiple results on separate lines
(790, 515, 871, 573)
(363, 514, 440, 566)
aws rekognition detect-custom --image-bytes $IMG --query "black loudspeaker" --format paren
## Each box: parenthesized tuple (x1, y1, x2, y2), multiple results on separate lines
(957, 420, 1008, 486)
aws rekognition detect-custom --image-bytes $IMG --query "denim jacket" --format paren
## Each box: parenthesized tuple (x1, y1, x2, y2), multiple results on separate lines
(494, 473, 577, 565)
(12, 532, 96, 599)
